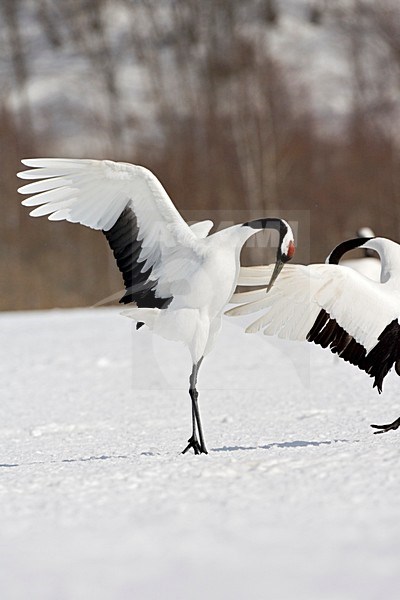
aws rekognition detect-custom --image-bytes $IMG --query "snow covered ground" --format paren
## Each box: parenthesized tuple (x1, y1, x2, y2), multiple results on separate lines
(1, 307, 400, 600)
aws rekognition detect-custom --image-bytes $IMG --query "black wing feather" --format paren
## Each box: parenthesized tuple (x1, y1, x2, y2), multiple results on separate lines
(307, 309, 400, 392)
(363, 320, 400, 392)
(103, 207, 173, 309)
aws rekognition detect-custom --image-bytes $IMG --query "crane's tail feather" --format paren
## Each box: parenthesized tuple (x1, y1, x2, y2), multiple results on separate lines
(120, 307, 160, 330)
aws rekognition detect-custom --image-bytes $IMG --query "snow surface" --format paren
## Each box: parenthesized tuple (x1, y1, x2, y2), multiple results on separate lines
(1, 307, 400, 600)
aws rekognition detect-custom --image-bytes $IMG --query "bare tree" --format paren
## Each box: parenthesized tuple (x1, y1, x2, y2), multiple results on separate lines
(2, 0, 400, 309)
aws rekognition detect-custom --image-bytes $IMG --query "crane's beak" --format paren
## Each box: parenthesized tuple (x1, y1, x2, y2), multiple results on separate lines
(266, 259, 284, 292)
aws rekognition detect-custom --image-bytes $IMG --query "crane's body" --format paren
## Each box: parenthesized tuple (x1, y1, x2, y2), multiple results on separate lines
(18, 158, 295, 454)
(340, 257, 381, 281)
(227, 236, 400, 434)
(123, 224, 263, 363)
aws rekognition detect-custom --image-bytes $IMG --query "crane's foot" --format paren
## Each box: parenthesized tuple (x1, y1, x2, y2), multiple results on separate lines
(182, 436, 208, 455)
(371, 417, 400, 434)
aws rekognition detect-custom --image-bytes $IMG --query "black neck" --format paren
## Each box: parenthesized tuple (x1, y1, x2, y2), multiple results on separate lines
(243, 218, 286, 235)
(328, 237, 373, 265)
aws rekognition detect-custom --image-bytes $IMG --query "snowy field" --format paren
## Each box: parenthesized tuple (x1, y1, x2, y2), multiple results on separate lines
(1, 307, 400, 600)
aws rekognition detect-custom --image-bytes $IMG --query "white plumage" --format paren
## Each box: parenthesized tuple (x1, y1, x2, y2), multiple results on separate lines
(339, 227, 381, 281)
(227, 236, 400, 434)
(18, 157, 295, 454)
(339, 257, 381, 281)
(229, 259, 397, 351)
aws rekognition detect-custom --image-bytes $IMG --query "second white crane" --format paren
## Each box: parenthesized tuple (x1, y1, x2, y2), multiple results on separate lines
(227, 235, 400, 434)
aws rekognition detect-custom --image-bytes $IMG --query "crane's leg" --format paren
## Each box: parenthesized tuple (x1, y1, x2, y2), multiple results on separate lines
(182, 358, 208, 455)
(371, 417, 400, 434)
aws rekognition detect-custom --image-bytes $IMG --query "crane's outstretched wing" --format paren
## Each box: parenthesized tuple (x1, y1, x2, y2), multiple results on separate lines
(18, 158, 206, 305)
(226, 264, 400, 391)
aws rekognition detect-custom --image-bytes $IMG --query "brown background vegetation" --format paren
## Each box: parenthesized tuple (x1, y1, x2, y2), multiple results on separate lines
(1, 0, 400, 310)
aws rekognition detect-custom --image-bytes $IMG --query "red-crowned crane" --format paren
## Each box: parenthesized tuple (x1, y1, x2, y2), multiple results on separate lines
(18, 158, 295, 454)
(227, 235, 400, 435)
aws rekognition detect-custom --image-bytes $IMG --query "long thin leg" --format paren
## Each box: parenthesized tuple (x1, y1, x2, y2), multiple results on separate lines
(190, 387, 208, 453)
(182, 403, 199, 454)
(182, 358, 208, 455)
(371, 416, 400, 434)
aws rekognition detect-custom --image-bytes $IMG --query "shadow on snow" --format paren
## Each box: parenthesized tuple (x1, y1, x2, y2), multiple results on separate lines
(211, 439, 354, 452)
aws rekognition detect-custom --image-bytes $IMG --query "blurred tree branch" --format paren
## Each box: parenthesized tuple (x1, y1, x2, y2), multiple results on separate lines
(1, 0, 400, 309)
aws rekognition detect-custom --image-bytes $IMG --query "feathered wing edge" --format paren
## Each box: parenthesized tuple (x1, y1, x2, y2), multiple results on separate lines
(17, 158, 191, 233)
(17, 158, 206, 306)
(226, 263, 400, 391)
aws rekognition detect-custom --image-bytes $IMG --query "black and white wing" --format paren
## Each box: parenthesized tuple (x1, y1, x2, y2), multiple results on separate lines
(18, 158, 205, 306)
(227, 264, 400, 391)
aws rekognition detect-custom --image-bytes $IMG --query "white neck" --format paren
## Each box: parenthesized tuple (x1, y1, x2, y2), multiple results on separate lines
(363, 238, 400, 284)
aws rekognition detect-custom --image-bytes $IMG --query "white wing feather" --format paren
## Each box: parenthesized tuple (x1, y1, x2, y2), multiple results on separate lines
(18, 158, 185, 231)
(189, 220, 213, 238)
(227, 263, 400, 352)
(18, 158, 205, 297)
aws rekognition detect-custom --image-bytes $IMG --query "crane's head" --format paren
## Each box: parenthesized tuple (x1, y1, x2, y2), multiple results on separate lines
(243, 218, 295, 291)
